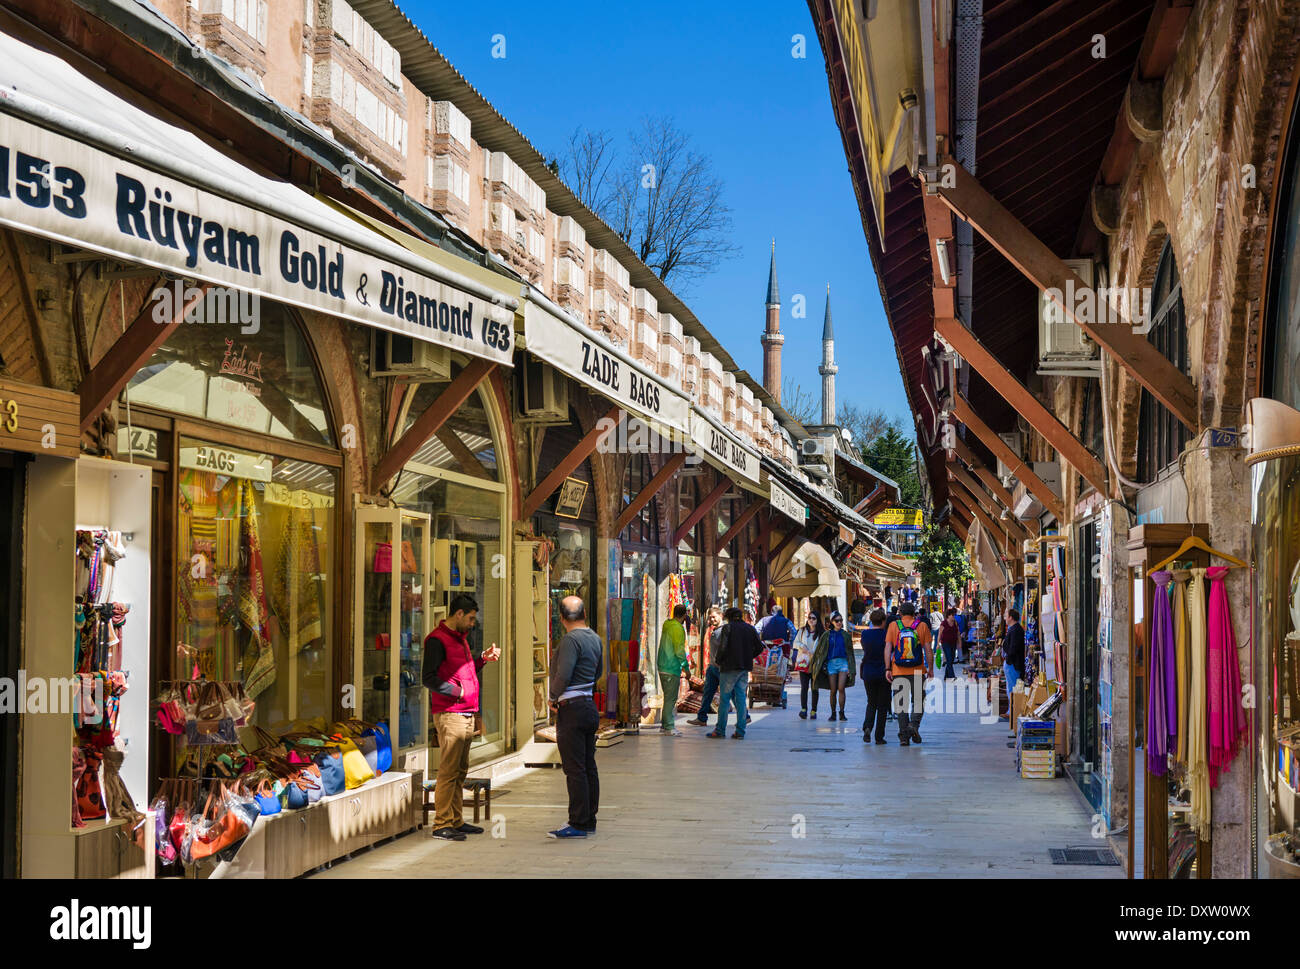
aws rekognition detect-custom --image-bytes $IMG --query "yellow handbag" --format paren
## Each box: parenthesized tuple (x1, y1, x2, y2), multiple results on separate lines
(332, 735, 375, 789)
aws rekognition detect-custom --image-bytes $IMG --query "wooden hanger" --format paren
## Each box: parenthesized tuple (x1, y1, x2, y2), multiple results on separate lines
(1151, 535, 1246, 573)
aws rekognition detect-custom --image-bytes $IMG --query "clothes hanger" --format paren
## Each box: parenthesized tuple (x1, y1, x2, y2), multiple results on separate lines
(1151, 535, 1246, 573)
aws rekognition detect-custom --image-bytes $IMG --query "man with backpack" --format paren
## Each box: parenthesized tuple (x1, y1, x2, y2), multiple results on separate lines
(885, 602, 934, 746)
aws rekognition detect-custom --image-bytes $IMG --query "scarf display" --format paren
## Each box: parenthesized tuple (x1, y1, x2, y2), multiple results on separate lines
(1206, 566, 1247, 786)
(1147, 571, 1177, 775)
(1173, 569, 1191, 764)
(1186, 568, 1211, 838)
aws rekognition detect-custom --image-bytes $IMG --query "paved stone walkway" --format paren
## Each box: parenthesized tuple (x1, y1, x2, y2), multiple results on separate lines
(314, 670, 1120, 878)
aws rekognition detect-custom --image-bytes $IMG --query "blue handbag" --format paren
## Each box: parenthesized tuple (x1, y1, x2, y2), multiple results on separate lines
(253, 781, 282, 816)
(363, 721, 393, 773)
(314, 748, 345, 796)
(284, 776, 310, 810)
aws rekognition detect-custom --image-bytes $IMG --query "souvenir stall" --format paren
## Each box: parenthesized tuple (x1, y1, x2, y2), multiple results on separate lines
(1127, 522, 1247, 878)
(1247, 398, 1300, 877)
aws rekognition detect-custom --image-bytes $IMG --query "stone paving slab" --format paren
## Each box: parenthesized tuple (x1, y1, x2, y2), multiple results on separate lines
(313, 672, 1120, 879)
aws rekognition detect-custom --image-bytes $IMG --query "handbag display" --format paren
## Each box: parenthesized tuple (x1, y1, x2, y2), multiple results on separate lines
(373, 541, 393, 574)
(190, 785, 251, 860)
(313, 748, 346, 796)
(330, 735, 375, 789)
(400, 540, 418, 574)
(252, 780, 282, 817)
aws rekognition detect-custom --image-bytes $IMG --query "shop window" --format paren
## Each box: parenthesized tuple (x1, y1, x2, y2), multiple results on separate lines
(619, 453, 660, 546)
(396, 370, 499, 480)
(127, 302, 333, 447)
(1136, 242, 1190, 482)
(176, 437, 336, 725)
(1265, 93, 1300, 410)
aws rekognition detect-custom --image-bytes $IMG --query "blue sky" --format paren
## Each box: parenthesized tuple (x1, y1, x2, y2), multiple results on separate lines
(404, 0, 909, 422)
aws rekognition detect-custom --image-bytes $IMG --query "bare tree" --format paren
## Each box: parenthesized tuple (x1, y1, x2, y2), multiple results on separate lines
(558, 118, 736, 287)
(781, 379, 819, 424)
(837, 403, 904, 453)
(558, 127, 617, 215)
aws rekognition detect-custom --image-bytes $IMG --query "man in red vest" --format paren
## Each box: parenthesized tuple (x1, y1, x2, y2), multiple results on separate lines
(422, 593, 500, 840)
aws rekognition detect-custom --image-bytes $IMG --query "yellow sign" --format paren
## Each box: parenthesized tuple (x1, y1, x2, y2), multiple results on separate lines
(872, 508, 924, 531)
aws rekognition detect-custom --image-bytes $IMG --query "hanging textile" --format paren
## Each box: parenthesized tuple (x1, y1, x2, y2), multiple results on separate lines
(1186, 568, 1211, 837)
(1173, 569, 1191, 764)
(236, 479, 276, 699)
(1206, 566, 1247, 786)
(1147, 571, 1177, 775)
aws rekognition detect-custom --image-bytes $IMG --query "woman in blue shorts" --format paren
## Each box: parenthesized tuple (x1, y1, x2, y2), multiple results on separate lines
(809, 611, 855, 721)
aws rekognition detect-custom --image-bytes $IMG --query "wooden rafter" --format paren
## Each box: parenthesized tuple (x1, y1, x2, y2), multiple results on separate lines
(932, 159, 1197, 431)
(950, 437, 1016, 511)
(78, 280, 206, 430)
(614, 452, 686, 535)
(718, 500, 763, 550)
(952, 393, 1066, 524)
(372, 358, 496, 492)
(935, 315, 1108, 494)
(673, 475, 731, 547)
(949, 463, 1031, 544)
(522, 403, 621, 520)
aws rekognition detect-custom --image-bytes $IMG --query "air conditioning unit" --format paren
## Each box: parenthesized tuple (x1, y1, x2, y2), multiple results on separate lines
(370, 331, 451, 379)
(801, 437, 829, 460)
(1039, 258, 1100, 375)
(520, 356, 569, 423)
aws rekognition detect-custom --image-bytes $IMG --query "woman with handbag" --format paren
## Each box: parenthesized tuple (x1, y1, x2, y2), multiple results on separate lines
(793, 611, 824, 720)
(808, 612, 856, 721)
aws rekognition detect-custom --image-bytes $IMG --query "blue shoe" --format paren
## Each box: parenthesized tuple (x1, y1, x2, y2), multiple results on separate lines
(547, 825, 588, 839)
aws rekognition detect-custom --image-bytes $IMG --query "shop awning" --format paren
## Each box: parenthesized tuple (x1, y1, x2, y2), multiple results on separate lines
(689, 405, 763, 490)
(520, 295, 691, 436)
(769, 540, 842, 598)
(971, 521, 1008, 590)
(762, 456, 872, 535)
(0, 28, 517, 366)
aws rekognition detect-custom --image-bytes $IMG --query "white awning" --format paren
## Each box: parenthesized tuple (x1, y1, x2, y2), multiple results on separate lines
(0, 28, 516, 365)
(689, 406, 763, 488)
(521, 295, 691, 436)
(769, 541, 842, 598)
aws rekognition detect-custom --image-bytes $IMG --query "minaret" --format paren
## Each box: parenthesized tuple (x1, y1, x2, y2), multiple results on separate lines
(761, 240, 783, 402)
(819, 285, 837, 426)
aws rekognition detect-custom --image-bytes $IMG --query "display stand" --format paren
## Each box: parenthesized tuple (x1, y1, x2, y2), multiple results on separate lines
(1126, 523, 1212, 880)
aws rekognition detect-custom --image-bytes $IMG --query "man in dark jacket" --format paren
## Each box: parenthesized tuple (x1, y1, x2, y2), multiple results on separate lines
(707, 607, 762, 739)
(1001, 608, 1026, 742)
(547, 595, 604, 839)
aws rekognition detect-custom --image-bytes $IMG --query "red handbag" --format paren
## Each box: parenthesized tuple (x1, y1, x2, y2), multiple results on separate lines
(373, 542, 393, 573)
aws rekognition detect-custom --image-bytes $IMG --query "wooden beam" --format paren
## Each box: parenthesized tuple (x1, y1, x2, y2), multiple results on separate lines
(372, 358, 496, 492)
(950, 437, 1016, 510)
(951, 474, 1028, 551)
(935, 316, 1108, 494)
(614, 452, 686, 535)
(932, 159, 1198, 431)
(952, 393, 1066, 524)
(78, 281, 206, 430)
(949, 464, 1030, 544)
(522, 403, 621, 519)
(949, 516, 969, 541)
(435, 427, 492, 480)
(718, 499, 763, 550)
(673, 475, 732, 547)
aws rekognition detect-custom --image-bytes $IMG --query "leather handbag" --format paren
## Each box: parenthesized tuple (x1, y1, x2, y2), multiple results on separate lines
(253, 780, 282, 817)
(373, 541, 393, 573)
(190, 785, 251, 860)
(364, 721, 393, 773)
(400, 540, 418, 573)
(339, 718, 392, 774)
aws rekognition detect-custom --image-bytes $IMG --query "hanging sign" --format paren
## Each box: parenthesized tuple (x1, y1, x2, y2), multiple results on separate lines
(689, 408, 760, 486)
(179, 443, 272, 482)
(0, 376, 78, 458)
(0, 112, 515, 365)
(768, 478, 804, 524)
(872, 508, 924, 531)
(838, 524, 856, 545)
(522, 300, 690, 435)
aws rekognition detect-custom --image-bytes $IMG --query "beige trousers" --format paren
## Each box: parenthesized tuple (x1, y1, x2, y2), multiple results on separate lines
(432, 712, 475, 830)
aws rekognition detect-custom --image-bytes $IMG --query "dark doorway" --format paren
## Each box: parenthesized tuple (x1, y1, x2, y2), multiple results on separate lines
(0, 452, 29, 878)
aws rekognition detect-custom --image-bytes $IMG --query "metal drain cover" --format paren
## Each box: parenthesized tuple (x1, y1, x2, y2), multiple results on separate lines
(789, 747, 845, 752)
(1049, 847, 1120, 866)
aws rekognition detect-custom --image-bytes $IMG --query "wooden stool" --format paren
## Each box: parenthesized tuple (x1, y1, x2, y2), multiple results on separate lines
(422, 777, 492, 828)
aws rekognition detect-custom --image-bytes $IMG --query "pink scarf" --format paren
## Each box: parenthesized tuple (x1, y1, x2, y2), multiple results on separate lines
(1206, 566, 1246, 786)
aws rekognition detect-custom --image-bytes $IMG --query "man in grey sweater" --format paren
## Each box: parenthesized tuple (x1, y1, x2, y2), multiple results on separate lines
(547, 595, 604, 839)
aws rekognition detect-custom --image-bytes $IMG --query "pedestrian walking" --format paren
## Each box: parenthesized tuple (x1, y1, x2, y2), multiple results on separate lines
(939, 608, 961, 679)
(708, 606, 762, 739)
(859, 608, 890, 744)
(547, 595, 603, 839)
(886, 602, 933, 746)
(422, 594, 501, 841)
(793, 611, 824, 719)
(809, 611, 855, 720)
(656, 604, 692, 735)
(686, 606, 724, 727)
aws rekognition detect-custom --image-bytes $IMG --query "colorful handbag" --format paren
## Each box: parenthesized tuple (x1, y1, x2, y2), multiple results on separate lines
(75, 747, 106, 821)
(331, 736, 375, 789)
(313, 748, 345, 796)
(253, 780, 282, 817)
(400, 540, 418, 573)
(373, 542, 393, 574)
(364, 721, 393, 773)
(190, 786, 250, 860)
